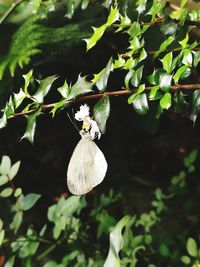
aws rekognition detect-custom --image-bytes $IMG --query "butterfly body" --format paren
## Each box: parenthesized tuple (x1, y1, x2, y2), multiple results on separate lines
(67, 130, 107, 195)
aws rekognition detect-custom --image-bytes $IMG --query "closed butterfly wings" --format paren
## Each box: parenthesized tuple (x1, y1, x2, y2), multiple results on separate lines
(67, 131, 107, 195)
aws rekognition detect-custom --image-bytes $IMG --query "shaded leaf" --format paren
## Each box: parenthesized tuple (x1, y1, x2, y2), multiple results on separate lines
(131, 66, 144, 87)
(21, 109, 41, 144)
(94, 96, 110, 133)
(93, 58, 113, 92)
(103, 215, 130, 267)
(155, 37, 173, 57)
(20, 193, 41, 211)
(189, 89, 200, 124)
(0, 229, 5, 246)
(149, 85, 160, 100)
(8, 161, 20, 180)
(173, 66, 190, 83)
(67, 74, 93, 100)
(10, 211, 23, 232)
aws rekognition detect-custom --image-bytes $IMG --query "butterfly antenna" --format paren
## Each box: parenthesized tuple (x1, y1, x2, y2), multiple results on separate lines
(67, 112, 79, 132)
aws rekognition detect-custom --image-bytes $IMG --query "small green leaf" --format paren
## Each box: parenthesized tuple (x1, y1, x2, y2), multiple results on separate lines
(34, 76, 57, 103)
(0, 113, 7, 129)
(131, 66, 144, 87)
(159, 73, 172, 92)
(181, 255, 191, 264)
(159, 243, 170, 257)
(23, 70, 33, 94)
(50, 100, 67, 118)
(9, 161, 20, 180)
(187, 238, 198, 257)
(10, 211, 23, 232)
(13, 89, 27, 109)
(139, 48, 147, 62)
(0, 229, 5, 246)
(67, 74, 93, 100)
(20, 193, 41, 211)
(193, 50, 200, 68)
(160, 92, 172, 110)
(161, 52, 173, 73)
(85, 6, 119, 51)
(104, 215, 130, 267)
(57, 80, 70, 98)
(173, 66, 189, 83)
(125, 69, 134, 89)
(132, 93, 149, 115)
(4, 256, 15, 267)
(0, 155, 11, 175)
(149, 85, 160, 100)
(155, 36, 174, 57)
(93, 96, 110, 133)
(189, 89, 200, 124)
(14, 188, 22, 198)
(0, 187, 13, 198)
(21, 109, 41, 144)
(93, 58, 113, 92)
(0, 175, 8, 186)
(127, 21, 141, 37)
(182, 50, 193, 66)
(179, 33, 189, 48)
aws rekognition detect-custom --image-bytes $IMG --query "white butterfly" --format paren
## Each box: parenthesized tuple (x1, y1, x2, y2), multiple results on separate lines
(67, 130, 107, 195)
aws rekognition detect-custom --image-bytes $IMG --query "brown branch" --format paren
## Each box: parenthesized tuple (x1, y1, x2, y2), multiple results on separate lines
(8, 83, 200, 120)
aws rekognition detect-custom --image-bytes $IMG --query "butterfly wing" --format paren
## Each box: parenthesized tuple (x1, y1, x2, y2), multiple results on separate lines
(67, 138, 107, 195)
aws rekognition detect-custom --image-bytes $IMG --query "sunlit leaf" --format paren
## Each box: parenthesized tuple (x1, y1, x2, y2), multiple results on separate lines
(160, 92, 171, 110)
(0, 155, 11, 175)
(57, 80, 70, 98)
(161, 52, 173, 73)
(186, 238, 198, 257)
(33, 75, 57, 103)
(159, 73, 172, 92)
(132, 92, 149, 115)
(131, 66, 144, 87)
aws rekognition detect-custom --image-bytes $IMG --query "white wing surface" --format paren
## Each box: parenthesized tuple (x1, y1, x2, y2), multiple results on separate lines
(67, 137, 107, 195)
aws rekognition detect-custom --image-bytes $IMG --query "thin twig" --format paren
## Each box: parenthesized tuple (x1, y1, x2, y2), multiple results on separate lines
(0, 0, 24, 25)
(8, 83, 200, 120)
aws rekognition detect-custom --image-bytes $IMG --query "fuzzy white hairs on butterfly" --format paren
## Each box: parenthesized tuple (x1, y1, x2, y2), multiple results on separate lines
(67, 104, 107, 195)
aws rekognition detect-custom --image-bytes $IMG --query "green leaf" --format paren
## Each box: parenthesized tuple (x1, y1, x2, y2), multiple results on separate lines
(147, 68, 165, 85)
(132, 93, 149, 115)
(13, 89, 27, 109)
(182, 50, 193, 66)
(159, 73, 172, 92)
(193, 50, 200, 68)
(23, 69, 33, 94)
(103, 215, 130, 267)
(0, 113, 7, 129)
(155, 37, 173, 57)
(181, 255, 191, 264)
(0, 187, 13, 198)
(20, 193, 41, 211)
(93, 58, 113, 92)
(0, 175, 8, 186)
(57, 80, 70, 98)
(173, 66, 190, 83)
(14, 188, 22, 198)
(131, 66, 144, 87)
(85, 6, 119, 51)
(159, 243, 170, 257)
(187, 238, 198, 257)
(0, 155, 11, 175)
(161, 52, 173, 73)
(21, 109, 41, 144)
(149, 85, 160, 100)
(10, 211, 23, 232)
(189, 89, 200, 124)
(33, 75, 57, 103)
(160, 92, 172, 110)
(148, 0, 165, 21)
(125, 69, 134, 89)
(127, 21, 141, 37)
(4, 257, 15, 267)
(93, 96, 110, 133)
(50, 100, 67, 118)
(179, 33, 189, 48)
(8, 161, 20, 180)
(0, 229, 5, 246)
(67, 74, 93, 100)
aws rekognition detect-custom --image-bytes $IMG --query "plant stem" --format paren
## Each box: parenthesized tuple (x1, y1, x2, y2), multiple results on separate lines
(36, 243, 57, 261)
(0, 0, 24, 25)
(8, 83, 200, 120)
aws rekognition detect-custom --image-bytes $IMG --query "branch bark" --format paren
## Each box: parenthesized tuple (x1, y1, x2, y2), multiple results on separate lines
(8, 83, 200, 120)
